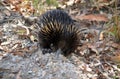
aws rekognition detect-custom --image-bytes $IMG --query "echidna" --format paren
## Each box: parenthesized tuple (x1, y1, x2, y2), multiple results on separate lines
(37, 9, 80, 56)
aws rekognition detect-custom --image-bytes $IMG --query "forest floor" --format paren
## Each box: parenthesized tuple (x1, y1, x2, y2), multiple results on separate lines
(0, 0, 120, 79)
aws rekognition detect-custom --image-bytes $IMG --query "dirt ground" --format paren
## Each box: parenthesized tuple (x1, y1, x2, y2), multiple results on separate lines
(0, 0, 120, 79)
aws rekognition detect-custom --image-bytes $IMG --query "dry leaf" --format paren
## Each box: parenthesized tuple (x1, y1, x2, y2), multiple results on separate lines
(99, 31, 104, 40)
(80, 64, 92, 72)
(74, 0, 81, 3)
(16, 70, 22, 79)
(75, 14, 109, 22)
(111, 42, 120, 49)
(66, 0, 74, 6)
(1, 41, 11, 45)
(110, 49, 120, 64)
(30, 35, 35, 42)
(12, 51, 25, 56)
(111, 55, 120, 63)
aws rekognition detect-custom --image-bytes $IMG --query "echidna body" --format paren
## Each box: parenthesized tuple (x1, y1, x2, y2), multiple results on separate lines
(37, 10, 80, 56)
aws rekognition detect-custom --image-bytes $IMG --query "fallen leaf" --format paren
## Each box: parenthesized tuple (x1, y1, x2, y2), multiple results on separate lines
(16, 70, 22, 79)
(111, 42, 120, 49)
(66, 0, 74, 6)
(75, 14, 109, 22)
(111, 55, 120, 63)
(79, 64, 92, 72)
(11, 51, 25, 56)
(1, 41, 11, 45)
(99, 31, 104, 40)
(111, 50, 120, 63)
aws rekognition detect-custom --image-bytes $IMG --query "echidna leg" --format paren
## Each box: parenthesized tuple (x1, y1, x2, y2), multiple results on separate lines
(55, 48, 63, 58)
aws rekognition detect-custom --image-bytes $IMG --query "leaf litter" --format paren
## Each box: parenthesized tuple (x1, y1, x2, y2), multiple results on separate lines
(0, 0, 120, 79)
